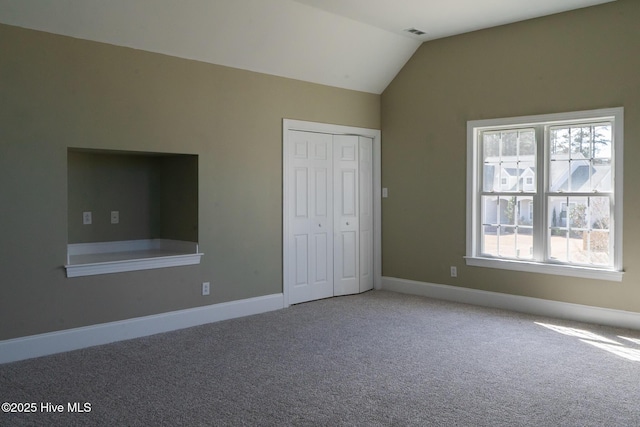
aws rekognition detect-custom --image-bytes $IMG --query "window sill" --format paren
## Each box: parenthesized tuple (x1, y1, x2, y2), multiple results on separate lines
(65, 239, 203, 278)
(464, 256, 623, 282)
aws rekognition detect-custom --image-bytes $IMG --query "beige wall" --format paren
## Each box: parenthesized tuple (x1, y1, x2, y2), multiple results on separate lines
(67, 150, 199, 244)
(0, 24, 380, 340)
(158, 154, 199, 242)
(381, 0, 640, 311)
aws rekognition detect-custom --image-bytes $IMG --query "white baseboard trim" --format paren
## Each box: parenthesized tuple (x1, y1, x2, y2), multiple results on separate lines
(381, 276, 640, 331)
(0, 293, 284, 364)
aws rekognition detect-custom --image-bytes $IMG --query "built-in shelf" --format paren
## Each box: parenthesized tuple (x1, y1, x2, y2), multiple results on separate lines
(65, 239, 203, 277)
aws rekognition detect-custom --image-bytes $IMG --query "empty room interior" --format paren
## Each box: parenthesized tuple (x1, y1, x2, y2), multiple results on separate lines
(2, 0, 640, 425)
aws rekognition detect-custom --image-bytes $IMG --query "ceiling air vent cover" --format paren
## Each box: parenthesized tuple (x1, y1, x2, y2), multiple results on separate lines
(404, 28, 426, 36)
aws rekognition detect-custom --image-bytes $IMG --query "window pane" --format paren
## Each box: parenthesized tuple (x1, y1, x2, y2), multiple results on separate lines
(482, 129, 535, 193)
(548, 196, 612, 266)
(482, 132, 500, 192)
(519, 130, 535, 156)
(568, 197, 588, 232)
(501, 161, 518, 192)
(588, 197, 611, 266)
(549, 159, 570, 192)
(519, 160, 536, 193)
(570, 126, 593, 159)
(588, 230, 611, 266)
(482, 196, 499, 226)
(549, 197, 566, 230)
(592, 159, 612, 192)
(549, 234, 568, 262)
(483, 164, 496, 192)
(549, 123, 612, 193)
(482, 196, 533, 259)
(550, 127, 570, 156)
(482, 225, 534, 260)
(517, 230, 534, 260)
(481, 196, 499, 257)
(498, 227, 516, 258)
(568, 234, 589, 264)
(548, 196, 569, 262)
(593, 125, 612, 159)
(502, 131, 518, 156)
(483, 132, 500, 158)
(590, 197, 610, 230)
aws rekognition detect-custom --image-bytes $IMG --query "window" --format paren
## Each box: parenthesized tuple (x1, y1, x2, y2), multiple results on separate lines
(466, 108, 623, 281)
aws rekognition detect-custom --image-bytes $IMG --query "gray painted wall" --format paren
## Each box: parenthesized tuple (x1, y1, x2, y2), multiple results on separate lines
(0, 24, 380, 340)
(381, 0, 640, 311)
(4, 0, 638, 342)
(67, 150, 198, 244)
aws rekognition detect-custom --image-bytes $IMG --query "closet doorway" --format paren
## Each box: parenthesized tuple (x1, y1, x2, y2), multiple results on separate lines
(283, 120, 381, 306)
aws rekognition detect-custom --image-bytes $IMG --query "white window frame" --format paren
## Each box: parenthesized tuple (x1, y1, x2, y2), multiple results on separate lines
(466, 107, 624, 281)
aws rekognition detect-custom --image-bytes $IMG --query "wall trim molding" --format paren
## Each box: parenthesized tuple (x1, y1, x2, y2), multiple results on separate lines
(0, 293, 284, 364)
(381, 276, 640, 330)
(6, 281, 639, 364)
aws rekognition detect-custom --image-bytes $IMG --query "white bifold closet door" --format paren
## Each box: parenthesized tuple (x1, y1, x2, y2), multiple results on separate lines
(287, 130, 373, 305)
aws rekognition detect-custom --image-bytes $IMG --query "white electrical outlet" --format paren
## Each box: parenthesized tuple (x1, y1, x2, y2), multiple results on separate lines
(83, 211, 92, 225)
(111, 211, 119, 224)
(202, 282, 210, 296)
(450, 266, 457, 277)
(382, 188, 389, 198)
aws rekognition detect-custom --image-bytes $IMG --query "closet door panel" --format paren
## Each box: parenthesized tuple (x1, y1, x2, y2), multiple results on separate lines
(359, 137, 374, 292)
(334, 135, 359, 296)
(288, 130, 334, 304)
(286, 129, 374, 303)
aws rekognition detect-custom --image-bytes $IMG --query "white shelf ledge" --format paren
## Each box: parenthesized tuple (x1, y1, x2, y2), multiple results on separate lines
(65, 239, 203, 278)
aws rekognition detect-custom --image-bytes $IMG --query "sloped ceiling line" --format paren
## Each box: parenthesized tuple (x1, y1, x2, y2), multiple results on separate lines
(0, 0, 616, 94)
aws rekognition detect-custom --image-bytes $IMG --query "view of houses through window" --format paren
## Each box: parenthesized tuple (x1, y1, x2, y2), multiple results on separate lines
(482, 128, 536, 261)
(476, 116, 616, 269)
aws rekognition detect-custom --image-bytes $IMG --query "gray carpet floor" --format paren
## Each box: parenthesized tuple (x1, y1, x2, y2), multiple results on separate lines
(2, 290, 640, 426)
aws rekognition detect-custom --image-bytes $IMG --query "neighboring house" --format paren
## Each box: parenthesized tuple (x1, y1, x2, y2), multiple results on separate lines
(483, 155, 535, 231)
(483, 153, 611, 232)
(548, 152, 611, 230)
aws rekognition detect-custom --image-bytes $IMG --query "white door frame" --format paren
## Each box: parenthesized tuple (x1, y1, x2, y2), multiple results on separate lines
(283, 119, 382, 307)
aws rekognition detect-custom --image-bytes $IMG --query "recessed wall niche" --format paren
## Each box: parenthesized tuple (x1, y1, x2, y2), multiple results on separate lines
(65, 148, 202, 277)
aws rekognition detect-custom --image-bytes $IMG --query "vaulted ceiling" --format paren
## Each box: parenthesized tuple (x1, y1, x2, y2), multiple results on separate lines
(0, 0, 616, 94)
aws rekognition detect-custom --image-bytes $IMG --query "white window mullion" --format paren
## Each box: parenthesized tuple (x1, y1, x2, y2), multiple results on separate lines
(468, 126, 481, 258)
(533, 125, 545, 262)
(612, 111, 623, 273)
(610, 192, 616, 269)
